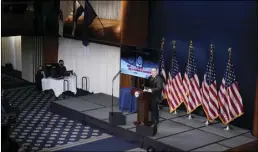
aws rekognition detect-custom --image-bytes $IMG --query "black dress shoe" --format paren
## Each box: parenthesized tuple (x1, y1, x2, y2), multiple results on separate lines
(145, 121, 153, 126)
(133, 121, 141, 126)
(158, 105, 163, 110)
(153, 121, 158, 125)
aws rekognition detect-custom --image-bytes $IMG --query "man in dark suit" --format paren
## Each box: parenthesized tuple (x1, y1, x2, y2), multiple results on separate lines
(144, 68, 163, 125)
(57, 60, 67, 76)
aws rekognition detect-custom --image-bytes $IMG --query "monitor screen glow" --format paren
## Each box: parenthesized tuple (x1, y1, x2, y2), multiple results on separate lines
(120, 45, 160, 78)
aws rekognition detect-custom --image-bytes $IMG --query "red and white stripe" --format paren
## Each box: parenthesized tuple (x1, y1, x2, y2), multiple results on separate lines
(161, 69, 167, 99)
(218, 79, 244, 124)
(166, 73, 184, 112)
(182, 73, 202, 114)
(201, 74, 219, 121)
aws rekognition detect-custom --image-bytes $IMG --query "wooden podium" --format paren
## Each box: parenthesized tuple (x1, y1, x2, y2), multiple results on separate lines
(131, 88, 151, 125)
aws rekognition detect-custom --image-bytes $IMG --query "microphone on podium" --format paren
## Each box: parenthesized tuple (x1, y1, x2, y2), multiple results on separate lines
(140, 83, 146, 90)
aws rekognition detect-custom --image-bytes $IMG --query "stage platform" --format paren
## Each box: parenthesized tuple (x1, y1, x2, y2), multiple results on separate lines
(50, 93, 257, 151)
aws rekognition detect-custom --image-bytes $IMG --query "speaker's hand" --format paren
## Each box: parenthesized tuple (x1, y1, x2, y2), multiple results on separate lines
(134, 91, 140, 98)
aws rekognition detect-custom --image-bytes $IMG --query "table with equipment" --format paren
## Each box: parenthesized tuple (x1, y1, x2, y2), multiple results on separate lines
(41, 76, 77, 97)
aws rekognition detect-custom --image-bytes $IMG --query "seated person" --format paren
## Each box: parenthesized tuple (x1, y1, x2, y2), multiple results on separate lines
(56, 60, 67, 76)
(35, 66, 45, 91)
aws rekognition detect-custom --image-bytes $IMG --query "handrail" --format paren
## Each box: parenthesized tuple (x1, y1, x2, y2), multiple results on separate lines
(63, 80, 69, 92)
(74, 74, 77, 88)
(82, 76, 89, 91)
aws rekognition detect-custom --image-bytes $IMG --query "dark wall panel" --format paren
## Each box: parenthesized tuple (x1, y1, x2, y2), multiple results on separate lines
(120, 1, 149, 48)
(43, 36, 58, 64)
(148, 1, 257, 129)
(2, 12, 34, 36)
(253, 75, 258, 137)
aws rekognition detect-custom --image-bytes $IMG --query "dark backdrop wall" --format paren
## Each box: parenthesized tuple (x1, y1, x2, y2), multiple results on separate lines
(34, 0, 59, 36)
(43, 36, 58, 64)
(121, 1, 149, 47)
(148, 1, 257, 129)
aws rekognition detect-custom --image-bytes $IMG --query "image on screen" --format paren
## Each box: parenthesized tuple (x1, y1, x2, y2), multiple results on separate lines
(120, 45, 160, 78)
(59, 0, 121, 45)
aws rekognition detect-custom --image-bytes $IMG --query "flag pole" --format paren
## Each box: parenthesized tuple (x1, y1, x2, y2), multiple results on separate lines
(160, 37, 167, 111)
(170, 40, 178, 114)
(225, 47, 232, 131)
(187, 40, 193, 120)
(161, 37, 165, 50)
(205, 44, 214, 126)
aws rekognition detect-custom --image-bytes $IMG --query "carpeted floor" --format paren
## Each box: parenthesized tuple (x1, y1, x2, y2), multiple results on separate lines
(2, 76, 143, 152)
(1, 73, 33, 89)
(56, 136, 139, 152)
(5, 86, 97, 151)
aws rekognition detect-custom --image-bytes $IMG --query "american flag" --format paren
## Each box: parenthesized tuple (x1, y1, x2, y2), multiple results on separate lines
(166, 48, 185, 112)
(182, 44, 202, 114)
(218, 51, 244, 124)
(159, 38, 167, 99)
(82, 0, 98, 46)
(201, 48, 219, 122)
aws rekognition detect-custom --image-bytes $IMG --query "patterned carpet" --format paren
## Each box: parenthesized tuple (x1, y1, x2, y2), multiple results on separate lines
(3, 86, 105, 151)
(1, 73, 32, 89)
(56, 136, 140, 152)
(3, 85, 144, 152)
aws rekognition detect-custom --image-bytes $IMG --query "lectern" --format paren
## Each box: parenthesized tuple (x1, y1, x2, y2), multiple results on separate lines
(131, 88, 151, 125)
(131, 88, 157, 136)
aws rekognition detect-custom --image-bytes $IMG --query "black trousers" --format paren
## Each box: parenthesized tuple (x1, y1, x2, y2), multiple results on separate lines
(150, 100, 159, 123)
(35, 77, 42, 91)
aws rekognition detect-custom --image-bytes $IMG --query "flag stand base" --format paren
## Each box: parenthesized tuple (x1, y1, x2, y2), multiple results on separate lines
(224, 125, 231, 131)
(187, 114, 193, 120)
(205, 120, 209, 126)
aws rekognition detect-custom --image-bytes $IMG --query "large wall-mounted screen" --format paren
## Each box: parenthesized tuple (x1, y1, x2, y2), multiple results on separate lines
(120, 45, 160, 78)
(59, 0, 121, 45)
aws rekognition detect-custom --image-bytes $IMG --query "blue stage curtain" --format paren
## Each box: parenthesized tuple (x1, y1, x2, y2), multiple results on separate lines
(119, 88, 137, 113)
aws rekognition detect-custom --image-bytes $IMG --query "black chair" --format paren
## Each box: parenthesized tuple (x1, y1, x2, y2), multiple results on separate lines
(2, 92, 20, 125)
(2, 124, 23, 152)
